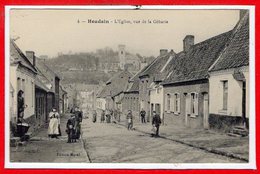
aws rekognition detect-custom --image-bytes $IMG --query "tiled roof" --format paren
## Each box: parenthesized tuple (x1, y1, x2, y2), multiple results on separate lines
(163, 30, 232, 85)
(35, 76, 50, 92)
(125, 80, 139, 93)
(10, 40, 37, 74)
(209, 12, 249, 71)
(138, 53, 171, 78)
(98, 70, 133, 98)
(96, 86, 109, 98)
(34, 59, 55, 93)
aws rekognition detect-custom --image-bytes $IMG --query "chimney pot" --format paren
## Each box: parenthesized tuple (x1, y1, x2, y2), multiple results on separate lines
(26, 51, 36, 66)
(160, 49, 168, 56)
(183, 35, 194, 52)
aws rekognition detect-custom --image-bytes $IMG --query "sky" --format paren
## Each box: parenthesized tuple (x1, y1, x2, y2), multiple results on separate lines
(10, 9, 239, 58)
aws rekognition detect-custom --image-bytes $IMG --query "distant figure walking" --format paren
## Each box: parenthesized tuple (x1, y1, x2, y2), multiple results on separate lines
(152, 111, 161, 137)
(92, 110, 97, 123)
(105, 109, 111, 123)
(140, 109, 146, 123)
(126, 110, 133, 130)
(48, 108, 60, 139)
(100, 110, 105, 123)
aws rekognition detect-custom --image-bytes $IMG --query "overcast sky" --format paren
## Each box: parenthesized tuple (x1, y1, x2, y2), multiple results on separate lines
(10, 9, 239, 58)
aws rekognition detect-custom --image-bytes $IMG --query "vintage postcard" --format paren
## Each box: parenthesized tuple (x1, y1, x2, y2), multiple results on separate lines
(5, 6, 255, 169)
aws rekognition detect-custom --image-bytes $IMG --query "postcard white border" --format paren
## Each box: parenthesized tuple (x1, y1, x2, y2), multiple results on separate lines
(4, 5, 256, 169)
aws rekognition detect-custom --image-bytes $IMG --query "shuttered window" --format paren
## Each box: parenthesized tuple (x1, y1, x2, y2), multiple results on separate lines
(191, 93, 199, 116)
(223, 81, 228, 110)
(186, 93, 191, 115)
(171, 94, 175, 112)
(174, 93, 180, 113)
(167, 94, 171, 111)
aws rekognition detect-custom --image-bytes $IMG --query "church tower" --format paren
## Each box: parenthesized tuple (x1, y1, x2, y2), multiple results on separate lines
(118, 44, 126, 70)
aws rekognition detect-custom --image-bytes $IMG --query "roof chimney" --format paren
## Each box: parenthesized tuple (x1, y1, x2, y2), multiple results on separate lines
(160, 49, 168, 56)
(26, 51, 36, 66)
(240, 9, 248, 20)
(183, 35, 194, 52)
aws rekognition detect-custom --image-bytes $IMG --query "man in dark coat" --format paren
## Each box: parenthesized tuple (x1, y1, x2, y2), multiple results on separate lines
(140, 109, 146, 123)
(100, 110, 105, 123)
(126, 110, 133, 130)
(152, 111, 161, 137)
(74, 107, 83, 139)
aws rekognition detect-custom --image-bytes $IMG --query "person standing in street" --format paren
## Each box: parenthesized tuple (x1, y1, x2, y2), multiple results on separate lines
(74, 107, 83, 140)
(92, 110, 97, 123)
(101, 110, 105, 123)
(152, 111, 161, 137)
(140, 109, 146, 123)
(66, 114, 76, 143)
(126, 110, 133, 130)
(48, 108, 60, 139)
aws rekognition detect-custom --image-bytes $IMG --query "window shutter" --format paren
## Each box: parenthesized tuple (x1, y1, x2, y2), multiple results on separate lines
(164, 94, 168, 111)
(186, 93, 191, 115)
(171, 93, 175, 112)
(195, 93, 199, 115)
(177, 94, 181, 113)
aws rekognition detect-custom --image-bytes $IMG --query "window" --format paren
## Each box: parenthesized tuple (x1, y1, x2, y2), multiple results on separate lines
(223, 81, 228, 110)
(17, 77, 21, 91)
(167, 94, 171, 111)
(191, 93, 198, 116)
(174, 93, 180, 113)
(31, 81, 34, 107)
(21, 79, 25, 91)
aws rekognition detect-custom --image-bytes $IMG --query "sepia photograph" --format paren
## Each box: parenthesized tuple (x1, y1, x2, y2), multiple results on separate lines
(5, 6, 255, 169)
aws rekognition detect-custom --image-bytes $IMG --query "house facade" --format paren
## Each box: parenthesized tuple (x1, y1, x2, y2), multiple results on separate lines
(122, 74, 140, 122)
(10, 40, 37, 129)
(208, 11, 249, 131)
(162, 31, 232, 129)
(138, 49, 173, 122)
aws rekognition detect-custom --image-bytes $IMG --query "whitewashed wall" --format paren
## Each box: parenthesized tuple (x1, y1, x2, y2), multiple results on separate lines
(150, 85, 164, 119)
(10, 65, 36, 120)
(209, 67, 249, 118)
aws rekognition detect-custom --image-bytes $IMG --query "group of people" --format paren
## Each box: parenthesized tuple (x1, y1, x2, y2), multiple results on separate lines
(47, 106, 83, 143)
(126, 109, 161, 136)
(92, 109, 121, 124)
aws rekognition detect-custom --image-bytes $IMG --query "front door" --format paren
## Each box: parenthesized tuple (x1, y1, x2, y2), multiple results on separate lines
(203, 93, 209, 129)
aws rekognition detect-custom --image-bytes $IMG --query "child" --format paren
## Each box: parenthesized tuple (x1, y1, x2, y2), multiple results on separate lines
(66, 114, 76, 143)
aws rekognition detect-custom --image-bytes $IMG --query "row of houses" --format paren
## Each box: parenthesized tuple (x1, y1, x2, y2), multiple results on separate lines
(96, 10, 249, 132)
(9, 40, 68, 135)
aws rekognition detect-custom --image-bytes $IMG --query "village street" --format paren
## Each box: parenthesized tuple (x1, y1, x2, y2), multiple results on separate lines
(83, 119, 245, 163)
(10, 112, 247, 163)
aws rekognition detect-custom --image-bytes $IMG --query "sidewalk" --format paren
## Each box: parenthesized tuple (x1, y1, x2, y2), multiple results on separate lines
(10, 113, 89, 163)
(118, 121, 249, 162)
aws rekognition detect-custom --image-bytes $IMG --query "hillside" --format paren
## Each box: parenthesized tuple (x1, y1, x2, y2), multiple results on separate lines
(43, 47, 155, 85)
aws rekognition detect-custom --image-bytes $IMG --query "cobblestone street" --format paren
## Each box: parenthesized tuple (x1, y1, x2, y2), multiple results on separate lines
(10, 113, 247, 163)
(82, 119, 245, 163)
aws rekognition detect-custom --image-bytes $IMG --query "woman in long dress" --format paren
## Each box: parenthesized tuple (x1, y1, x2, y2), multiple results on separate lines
(48, 108, 60, 138)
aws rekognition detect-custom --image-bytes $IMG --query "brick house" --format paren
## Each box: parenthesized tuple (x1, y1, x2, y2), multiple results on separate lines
(162, 31, 232, 129)
(208, 11, 249, 131)
(122, 73, 140, 122)
(138, 49, 173, 122)
(96, 70, 132, 115)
